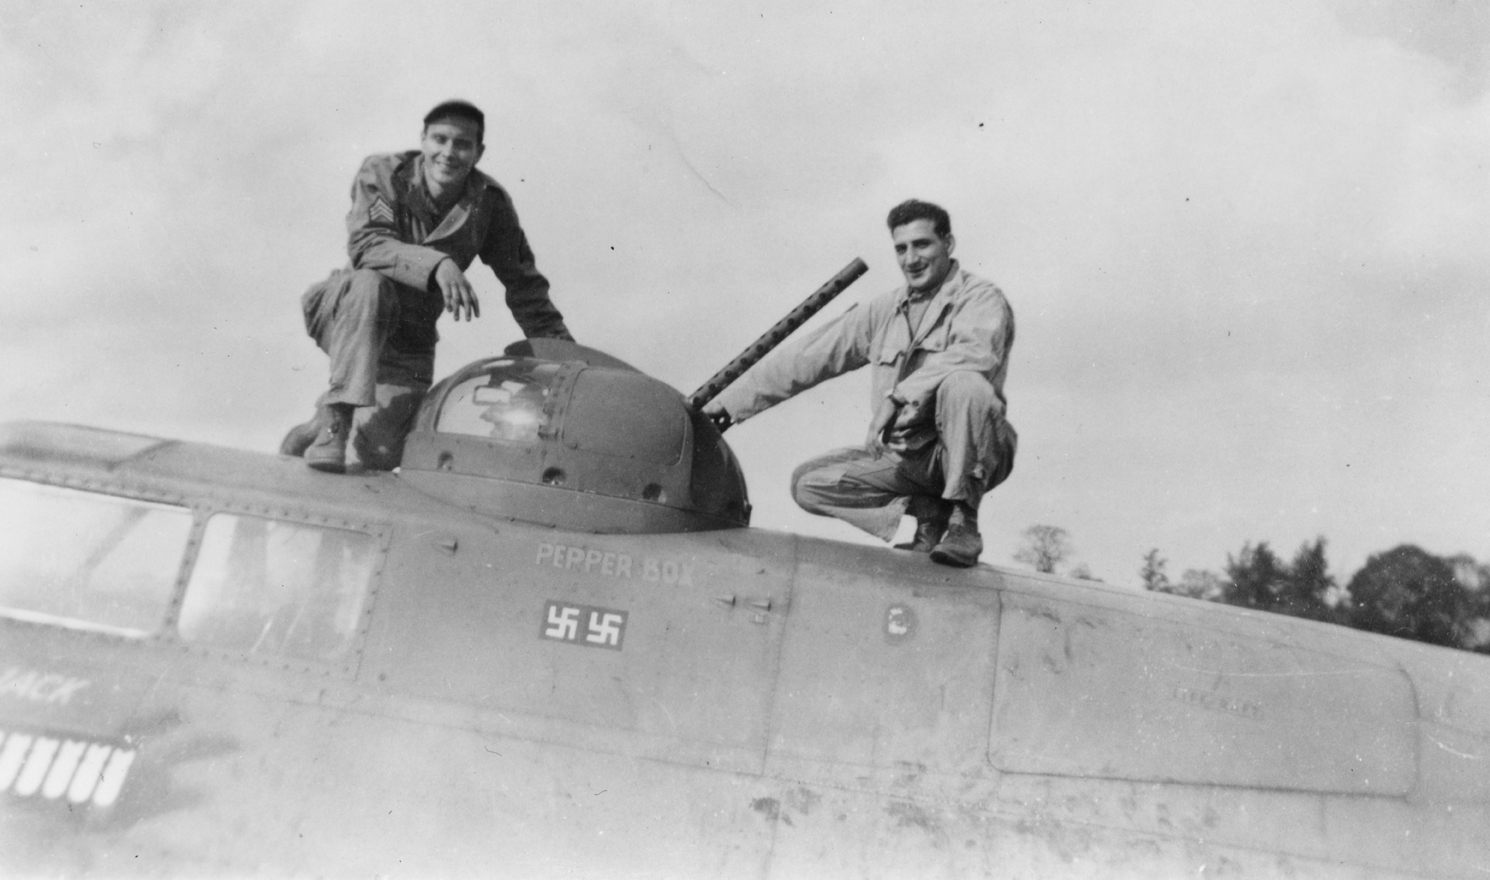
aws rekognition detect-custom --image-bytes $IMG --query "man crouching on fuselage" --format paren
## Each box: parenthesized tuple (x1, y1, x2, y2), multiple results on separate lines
(283, 100, 572, 473)
(705, 200, 1016, 567)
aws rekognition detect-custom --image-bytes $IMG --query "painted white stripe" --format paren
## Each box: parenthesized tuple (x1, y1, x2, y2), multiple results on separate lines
(68, 743, 113, 804)
(0, 733, 34, 791)
(92, 749, 135, 807)
(15, 737, 58, 796)
(0, 607, 150, 638)
(43, 740, 88, 799)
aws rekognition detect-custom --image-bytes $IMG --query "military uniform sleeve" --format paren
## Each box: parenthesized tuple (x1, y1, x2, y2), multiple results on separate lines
(479, 193, 573, 341)
(891, 281, 1013, 425)
(345, 156, 449, 289)
(713, 301, 879, 423)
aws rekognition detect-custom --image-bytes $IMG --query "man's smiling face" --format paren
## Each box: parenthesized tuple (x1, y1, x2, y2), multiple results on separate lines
(420, 115, 485, 195)
(892, 218, 956, 295)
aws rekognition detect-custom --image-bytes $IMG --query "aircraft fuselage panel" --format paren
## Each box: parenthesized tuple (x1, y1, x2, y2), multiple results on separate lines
(1, 424, 1486, 878)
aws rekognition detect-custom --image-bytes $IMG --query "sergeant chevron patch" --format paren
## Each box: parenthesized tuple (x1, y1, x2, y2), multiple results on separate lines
(369, 196, 395, 225)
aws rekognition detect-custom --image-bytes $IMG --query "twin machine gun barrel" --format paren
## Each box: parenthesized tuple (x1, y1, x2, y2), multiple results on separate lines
(687, 257, 869, 417)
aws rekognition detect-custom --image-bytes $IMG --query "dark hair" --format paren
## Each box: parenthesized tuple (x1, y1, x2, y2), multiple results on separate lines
(886, 199, 951, 238)
(423, 100, 485, 143)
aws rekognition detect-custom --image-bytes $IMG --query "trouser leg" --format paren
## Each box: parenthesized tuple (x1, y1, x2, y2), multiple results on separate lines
(302, 269, 401, 408)
(931, 371, 1017, 503)
(300, 270, 439, 470)
(790, 447, 940, 542)
(351, 381, 428, 470)
(350, 334, 435, 469)
(788, 373, 1019, 543)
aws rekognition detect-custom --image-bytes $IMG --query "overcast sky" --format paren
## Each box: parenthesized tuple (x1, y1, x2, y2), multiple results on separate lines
(2, 0, 1486, 586)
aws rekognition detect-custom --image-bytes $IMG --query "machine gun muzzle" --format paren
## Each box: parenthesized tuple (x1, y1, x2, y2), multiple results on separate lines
(688, 257, 869, 422)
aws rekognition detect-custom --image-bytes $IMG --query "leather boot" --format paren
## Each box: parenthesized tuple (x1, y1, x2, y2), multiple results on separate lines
(895, 496, 952, 552)
(304, 405, 353, 474)
(931, 502, 983, 567)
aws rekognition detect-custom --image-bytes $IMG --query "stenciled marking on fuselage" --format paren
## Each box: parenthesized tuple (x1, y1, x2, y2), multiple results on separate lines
(1172, 686, 1264, 721)
(0, 667, 91, 705)
(535, 542, 696, 586)
(0, 729, 135, 807)
(541, 601, 628, 651)
(885, 604, 917, 644)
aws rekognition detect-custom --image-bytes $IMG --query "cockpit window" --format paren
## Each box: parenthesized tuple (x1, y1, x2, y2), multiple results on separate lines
(435, 358, 562, 442)
(0, 478, 192, 637)
(178, 514, 376, 663)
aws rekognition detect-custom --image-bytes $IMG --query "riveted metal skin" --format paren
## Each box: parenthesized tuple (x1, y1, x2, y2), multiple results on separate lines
(0, 423, 392, 680)
(1, 381, 1488, 878)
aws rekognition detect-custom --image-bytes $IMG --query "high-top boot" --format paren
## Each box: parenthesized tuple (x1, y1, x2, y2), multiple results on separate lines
(304, 404, 354, 474)
(930, 501, 983, 567)
(895, 496, 952, 552)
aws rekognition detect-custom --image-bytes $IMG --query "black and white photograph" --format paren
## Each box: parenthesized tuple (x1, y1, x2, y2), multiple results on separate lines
(2, 1, 1487, 876)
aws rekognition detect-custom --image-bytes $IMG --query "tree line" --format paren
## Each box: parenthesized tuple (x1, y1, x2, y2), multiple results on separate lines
(1012, 525, 1490, 654)
(1142, 539, 1490, 654)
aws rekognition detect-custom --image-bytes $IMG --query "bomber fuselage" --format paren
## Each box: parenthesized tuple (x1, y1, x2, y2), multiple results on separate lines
(1, 421, 1487, 878)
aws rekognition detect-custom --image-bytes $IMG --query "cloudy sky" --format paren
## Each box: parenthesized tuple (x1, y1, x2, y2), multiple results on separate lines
(2, 0, 1486, 586)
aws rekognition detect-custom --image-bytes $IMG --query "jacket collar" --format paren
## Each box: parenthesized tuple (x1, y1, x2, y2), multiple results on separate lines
(895, 262, 964, 342)
(402, 153, 493, 242)
(895, 260, 964, 310)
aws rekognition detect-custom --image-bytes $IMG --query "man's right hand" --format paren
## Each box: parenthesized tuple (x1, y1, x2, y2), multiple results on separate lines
(434, 258, 481, 321)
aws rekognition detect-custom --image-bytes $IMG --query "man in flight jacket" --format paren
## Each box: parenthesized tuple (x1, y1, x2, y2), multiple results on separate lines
(284, 99, 572, 472)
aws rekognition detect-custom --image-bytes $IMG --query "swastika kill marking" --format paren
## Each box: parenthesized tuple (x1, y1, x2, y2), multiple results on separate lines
(541, 601, 628, 651)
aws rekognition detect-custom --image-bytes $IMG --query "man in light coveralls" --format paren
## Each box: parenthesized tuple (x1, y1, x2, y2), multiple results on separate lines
(706, 200, 1016, 567)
